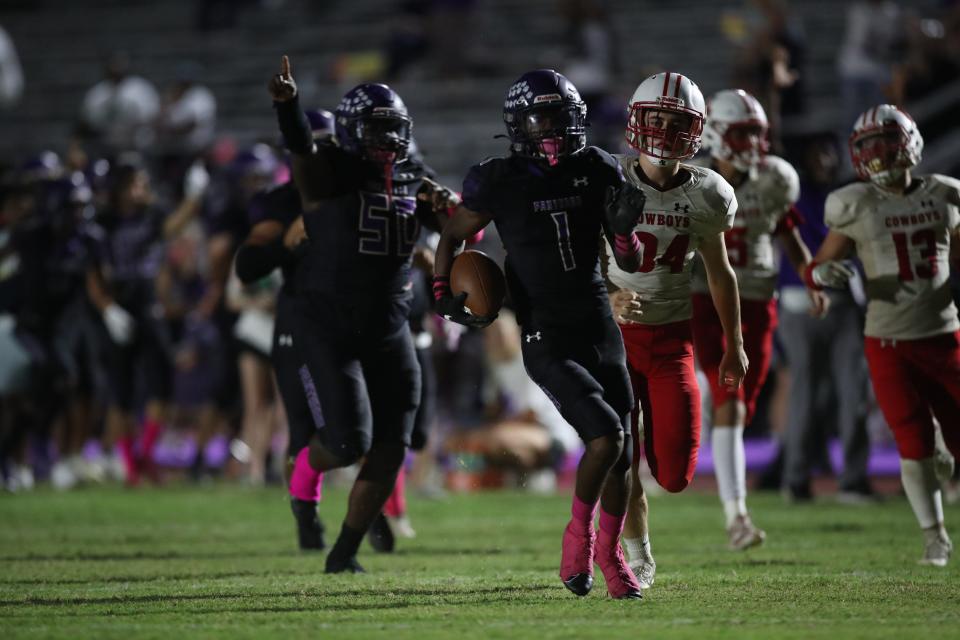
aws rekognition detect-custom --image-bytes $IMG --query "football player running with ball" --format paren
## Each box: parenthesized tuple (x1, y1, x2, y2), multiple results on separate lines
(690, 89, 826, 551)
(435, 69, 652, 600)
(269, 56, 449, 573)
(603, 73, 748, 586)
(805, 104, 960, 567)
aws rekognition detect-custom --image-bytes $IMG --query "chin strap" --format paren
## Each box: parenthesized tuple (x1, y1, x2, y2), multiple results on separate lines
(383, 162, 393, 208)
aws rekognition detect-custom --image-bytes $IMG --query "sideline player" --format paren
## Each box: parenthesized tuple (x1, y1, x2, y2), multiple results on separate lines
(235, 109, 335, 550)
(603, 73, 748, 585)
(269, 56, 447, 572)
(435, 69, 649, 599)
(691, 89, 826, 550)
(805, 104, 959, 566)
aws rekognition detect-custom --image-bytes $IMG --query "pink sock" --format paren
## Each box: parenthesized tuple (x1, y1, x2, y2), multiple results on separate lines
(140, 418, 163, 461)
(118, 437, 138, 485)
(571, 495, 598, 532)
(383, 467, 407, 517)
(288, 447, 322, 502)
(598, 508, 626, 539)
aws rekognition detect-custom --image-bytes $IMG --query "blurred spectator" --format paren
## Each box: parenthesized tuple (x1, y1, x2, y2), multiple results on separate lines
(0, 24, 23, 109)
(78, 52, 160, 156)
(86, 158, 204, 484)
(196, 0, 255, 31)
(776, 133, 873, 503)
(154, 223, 223, 479)
(730, 0, 805, 153)
(155, 63, 217, 187)
(225, 255, 282, 485)
(559, 0, 624, 152)
(837, 0, 904, 129)
(889, 15, 960, 105)
(385, 1, 432, 80)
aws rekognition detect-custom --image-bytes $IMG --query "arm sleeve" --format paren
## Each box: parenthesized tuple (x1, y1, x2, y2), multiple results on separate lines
(774, 205, 805, 235)
(234, 240, 290, 284)
(274, 96, 313, 155)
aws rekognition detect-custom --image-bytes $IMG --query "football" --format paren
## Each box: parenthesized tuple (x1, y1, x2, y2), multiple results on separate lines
(450, 250, 506, 318)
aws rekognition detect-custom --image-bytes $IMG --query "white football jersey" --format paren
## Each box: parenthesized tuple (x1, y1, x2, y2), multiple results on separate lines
(605, 156, 736, 325)
(690, 155, 800, 300)
(825, 174, 960, 340)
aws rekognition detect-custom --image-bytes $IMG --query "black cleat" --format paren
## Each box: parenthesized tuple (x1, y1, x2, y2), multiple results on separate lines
(616, 589, 643, 600)
(291, 498, 326, 551)
(562, 573, 594, 597)
(367, 512, 395, 553)
(325, 553, 366, 574)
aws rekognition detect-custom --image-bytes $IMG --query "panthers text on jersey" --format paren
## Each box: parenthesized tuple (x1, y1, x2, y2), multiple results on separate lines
(604, 157, 736, 325)
(690, 155, 799, 301)
(825, 174, 960, 340)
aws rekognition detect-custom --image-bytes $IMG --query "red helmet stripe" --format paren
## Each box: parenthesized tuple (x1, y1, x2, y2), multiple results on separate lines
(662, 72, 672, 96)
(673, 74, 683, 98)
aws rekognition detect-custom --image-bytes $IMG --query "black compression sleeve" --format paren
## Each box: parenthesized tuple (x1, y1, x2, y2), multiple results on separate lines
(274, 96, 314, 155)
(235, 240, 290, 283)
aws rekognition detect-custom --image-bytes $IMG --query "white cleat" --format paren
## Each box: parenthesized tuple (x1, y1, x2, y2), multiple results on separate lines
(628, 556, 656, 589)
(50, 461, 79, 490)
(386, 514, 417, 539)
(728, 514, 766, 551)
(919, 529, 953, 568)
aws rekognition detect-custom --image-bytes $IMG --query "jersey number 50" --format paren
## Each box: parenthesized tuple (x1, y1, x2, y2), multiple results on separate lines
(358, 193, 419, 257)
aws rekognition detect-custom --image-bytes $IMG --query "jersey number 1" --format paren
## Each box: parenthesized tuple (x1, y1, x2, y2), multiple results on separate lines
(892, 229, 937, 281)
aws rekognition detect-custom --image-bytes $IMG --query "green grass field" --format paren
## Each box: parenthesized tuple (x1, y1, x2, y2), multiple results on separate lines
(1, 485, 957, 639)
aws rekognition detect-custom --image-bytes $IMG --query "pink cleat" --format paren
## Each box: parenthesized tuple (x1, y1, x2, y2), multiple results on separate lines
(560, 520, 595, 596)
(596, 529, 643, 600)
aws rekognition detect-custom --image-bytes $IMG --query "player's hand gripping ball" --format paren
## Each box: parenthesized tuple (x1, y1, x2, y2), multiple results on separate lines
(433, 251, 504, 328)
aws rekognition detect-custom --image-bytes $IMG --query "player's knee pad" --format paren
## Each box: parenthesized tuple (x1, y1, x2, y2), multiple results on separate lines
(356, 442, 407, 484)
(327, 430, 372, 467)
(568, 392, 624, 443)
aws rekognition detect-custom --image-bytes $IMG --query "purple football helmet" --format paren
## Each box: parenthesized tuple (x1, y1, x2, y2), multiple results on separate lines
(19, 150, 64, 182)
(335, 83, 412, 163)
(232, 143, 279, 178)
(305, 108, 335, 143)
(503, 69, 586, 165)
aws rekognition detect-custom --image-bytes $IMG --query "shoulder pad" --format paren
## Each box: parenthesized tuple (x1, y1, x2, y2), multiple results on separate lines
(695, 166, 737, 218)
(824, 182, 868, 230)
(925, 174, 960, 207)
(759, 155, 800, 205)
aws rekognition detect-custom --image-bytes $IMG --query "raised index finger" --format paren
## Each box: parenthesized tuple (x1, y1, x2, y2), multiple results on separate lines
(280, 55, 291, 79)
